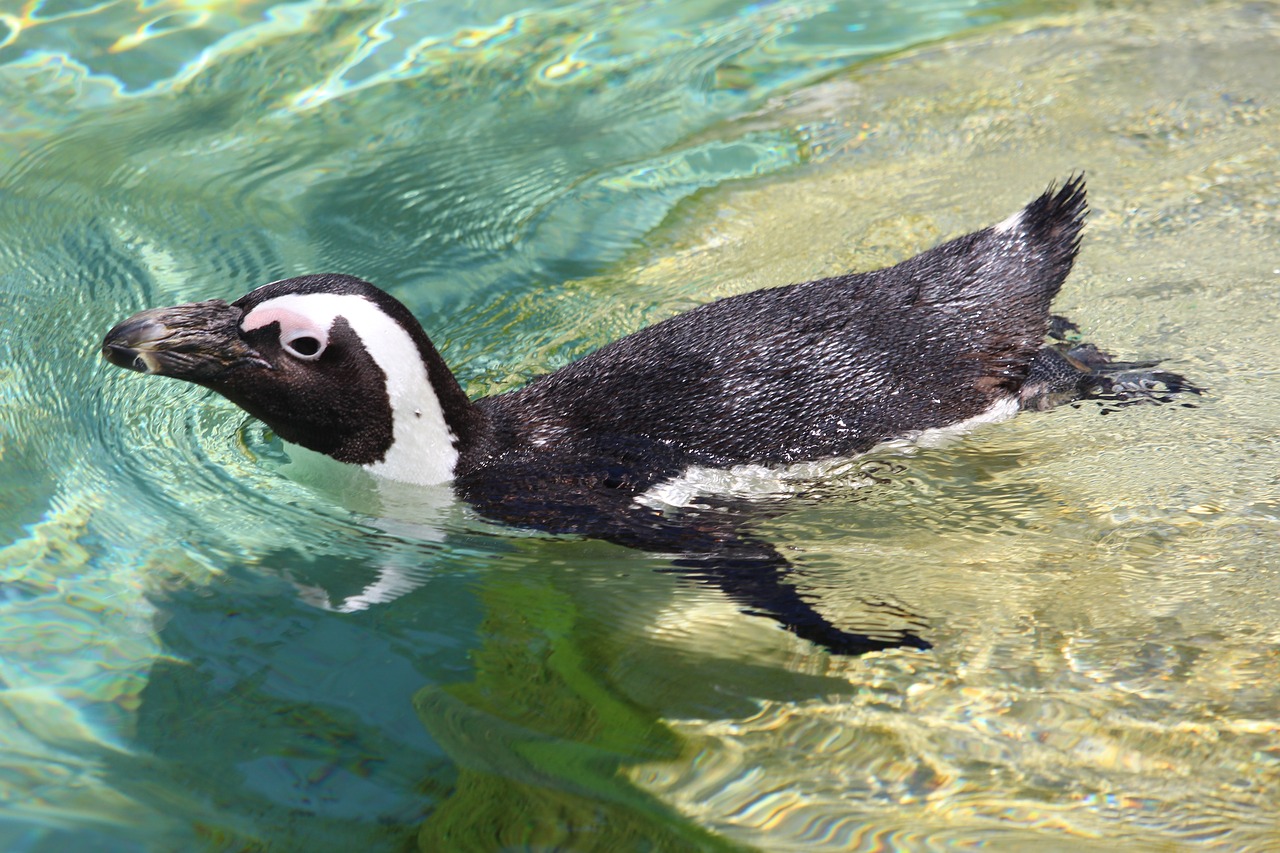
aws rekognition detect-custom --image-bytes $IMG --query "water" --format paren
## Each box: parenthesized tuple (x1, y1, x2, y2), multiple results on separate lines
(1, 0, 1278, 850)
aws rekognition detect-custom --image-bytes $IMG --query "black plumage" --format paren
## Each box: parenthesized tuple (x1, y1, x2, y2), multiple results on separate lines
(470, 178, 1087, 472)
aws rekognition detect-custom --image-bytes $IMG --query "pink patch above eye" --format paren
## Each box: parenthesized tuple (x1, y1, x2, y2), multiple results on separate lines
(242, 306, 328, 343)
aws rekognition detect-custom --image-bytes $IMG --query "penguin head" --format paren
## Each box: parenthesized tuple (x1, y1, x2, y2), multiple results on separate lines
(102, 274, 477, 485)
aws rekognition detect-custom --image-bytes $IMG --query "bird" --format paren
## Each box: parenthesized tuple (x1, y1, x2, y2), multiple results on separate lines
(101, 176, 1195, 655)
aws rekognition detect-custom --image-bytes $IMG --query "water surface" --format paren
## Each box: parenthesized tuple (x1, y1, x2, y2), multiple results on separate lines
(1, 0, 1277, 850)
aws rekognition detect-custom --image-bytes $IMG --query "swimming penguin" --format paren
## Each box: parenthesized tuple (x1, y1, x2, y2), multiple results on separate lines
(101, 176, 1194, 655)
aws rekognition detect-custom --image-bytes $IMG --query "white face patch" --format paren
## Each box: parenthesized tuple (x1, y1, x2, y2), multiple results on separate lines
(242, 291, 460, 486)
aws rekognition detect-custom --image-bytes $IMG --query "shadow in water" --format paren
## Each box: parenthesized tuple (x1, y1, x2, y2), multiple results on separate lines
(118, 528, 873, 851)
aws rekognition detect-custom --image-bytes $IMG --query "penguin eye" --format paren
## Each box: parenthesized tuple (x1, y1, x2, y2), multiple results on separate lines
(282, 331, 326, 361)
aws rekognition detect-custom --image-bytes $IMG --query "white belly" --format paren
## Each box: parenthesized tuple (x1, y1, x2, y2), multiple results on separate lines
(636, 397, 1020, 509)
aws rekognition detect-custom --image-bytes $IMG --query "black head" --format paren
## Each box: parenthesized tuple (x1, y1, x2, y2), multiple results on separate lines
(103, 274, 478, 483)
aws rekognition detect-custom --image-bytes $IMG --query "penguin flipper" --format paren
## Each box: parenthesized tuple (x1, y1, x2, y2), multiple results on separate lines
(456, 440, 930, 657)
(662, 535, 931, 657)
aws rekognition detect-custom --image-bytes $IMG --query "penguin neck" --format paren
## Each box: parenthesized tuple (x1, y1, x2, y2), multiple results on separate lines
(362, 325, 483, 487)
(361, 371, 460, 486)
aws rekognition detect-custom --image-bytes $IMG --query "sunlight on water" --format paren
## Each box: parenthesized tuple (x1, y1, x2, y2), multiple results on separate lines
(612, 2, 1280, 849)
(1, 0, 1278, 849)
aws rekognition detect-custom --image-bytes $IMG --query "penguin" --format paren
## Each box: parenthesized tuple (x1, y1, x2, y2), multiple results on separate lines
(101, 176, 1195, 655)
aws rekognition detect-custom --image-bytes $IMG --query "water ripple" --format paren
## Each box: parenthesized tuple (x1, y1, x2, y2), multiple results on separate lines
(5, 0, 1278, 848)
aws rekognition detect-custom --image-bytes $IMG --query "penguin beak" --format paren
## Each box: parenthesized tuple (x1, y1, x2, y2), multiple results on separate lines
(102, 299, 270, 381)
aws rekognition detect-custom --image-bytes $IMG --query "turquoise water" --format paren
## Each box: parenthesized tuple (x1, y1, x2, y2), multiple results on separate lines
(3, 0, 1279, 851)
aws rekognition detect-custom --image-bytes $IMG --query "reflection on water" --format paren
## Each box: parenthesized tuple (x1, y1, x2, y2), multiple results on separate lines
(2, 0, 1278, 849)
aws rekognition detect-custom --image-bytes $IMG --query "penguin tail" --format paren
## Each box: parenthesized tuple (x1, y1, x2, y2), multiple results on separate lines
(1018, 173, 1088, 251)
(991, 173, 1089, 306)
